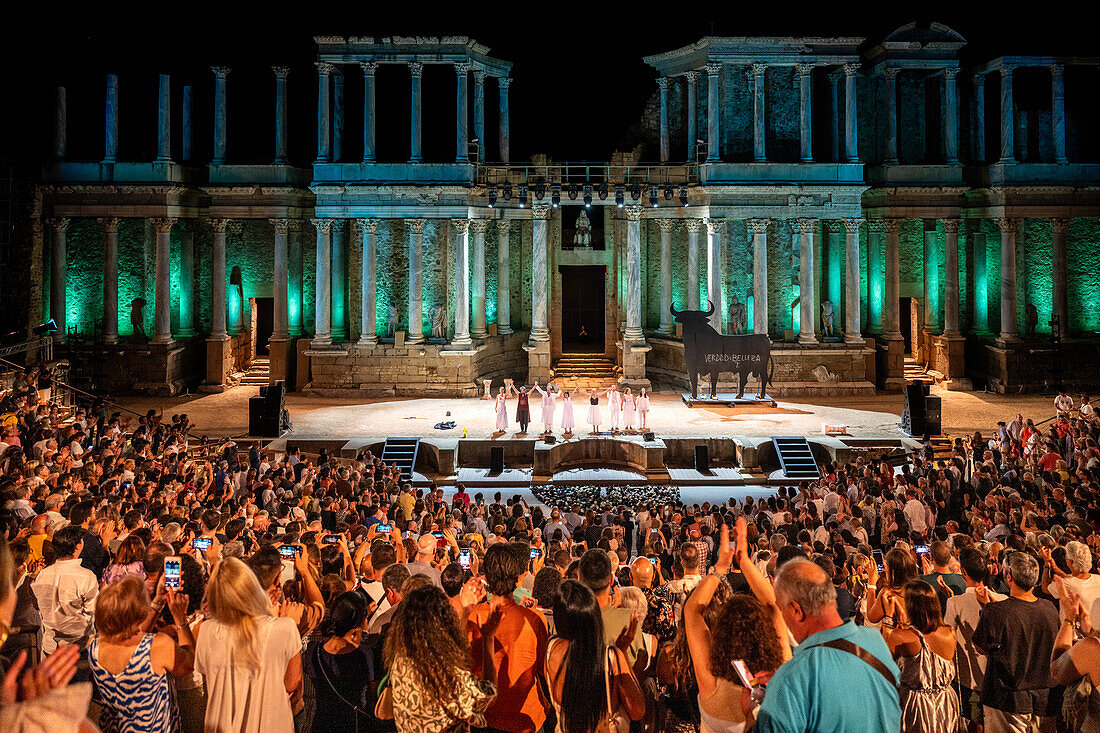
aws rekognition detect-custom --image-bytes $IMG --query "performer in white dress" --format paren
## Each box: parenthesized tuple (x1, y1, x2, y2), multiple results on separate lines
(621, 388, 636, 431)
(560, 387, 578, 434)
(493, 387, 509, 433)
(587, 388, 603, 433)
(532, 381, 558, 434)
(636, 387, 651, 429)
(606, 386, 622, 432)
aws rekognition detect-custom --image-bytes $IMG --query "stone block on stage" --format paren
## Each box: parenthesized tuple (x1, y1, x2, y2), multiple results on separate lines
(681, 393, 778, 408)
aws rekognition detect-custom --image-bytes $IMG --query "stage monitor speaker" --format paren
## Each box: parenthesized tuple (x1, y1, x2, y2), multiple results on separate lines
(902, 383, 929, 437)
(489, 446, 504, 475)
(695, 444, 710, 474)
(544, 434, 556, 444)
(642, 431, 655, 442)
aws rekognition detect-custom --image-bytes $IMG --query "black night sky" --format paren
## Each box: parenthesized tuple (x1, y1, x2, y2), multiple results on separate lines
(1, 3, 1094, 168)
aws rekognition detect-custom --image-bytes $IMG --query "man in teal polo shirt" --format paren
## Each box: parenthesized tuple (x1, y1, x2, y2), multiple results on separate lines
(755, 558, 901, 733)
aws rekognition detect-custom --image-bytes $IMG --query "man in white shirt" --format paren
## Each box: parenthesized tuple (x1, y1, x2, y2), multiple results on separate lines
(31, 525, 98, 653)
(944, 548, 1006, 725)
(1055, 392, 1074, 416)
(903, 491, 929, 537)
(543, 509, 570, 541)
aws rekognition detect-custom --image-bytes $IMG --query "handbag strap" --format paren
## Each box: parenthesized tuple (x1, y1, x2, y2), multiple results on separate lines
(815, 638, 899, 701)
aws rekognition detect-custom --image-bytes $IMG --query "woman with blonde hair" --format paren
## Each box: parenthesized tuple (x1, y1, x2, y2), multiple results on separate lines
(195, 557, 302, 733)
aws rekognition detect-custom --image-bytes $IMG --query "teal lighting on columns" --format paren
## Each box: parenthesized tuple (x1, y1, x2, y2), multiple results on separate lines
(826, 222, 842, 321)
(867, 220, 885, 333)
(331, 219, 348, 340)
(972, 222, 990, 334)
(923, 222, 942, 333)
(287, 221, 303, 336)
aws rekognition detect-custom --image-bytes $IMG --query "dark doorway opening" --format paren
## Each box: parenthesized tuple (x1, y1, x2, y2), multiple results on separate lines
(899, 297, 913, 355)
(560, 265, 605, 352)
(255, 297, 273, 356)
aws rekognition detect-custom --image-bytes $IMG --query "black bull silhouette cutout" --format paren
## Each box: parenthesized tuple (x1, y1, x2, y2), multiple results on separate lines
(670, 302, 775, 400)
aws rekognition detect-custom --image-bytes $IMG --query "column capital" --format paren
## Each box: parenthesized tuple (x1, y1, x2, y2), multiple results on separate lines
(1050, 217, 1070, 234)
(705, 62, 722, 76)
(358, 218, 379, 234)
(211, 65, 231, 78)
(973, 72, 986, 88)
(359, 60, 378, 75)
(843, 63, 861, 77)
(498, 76, 511, 90)
(150, 217, 177, 234)
(867, 219, 885, 234)
(993, 217, 1017, 233)
(454, 62, 471, 75)
(311, 218, 333, 235)
(881, 218, 901, 234)
(828, 69, 844, 83)
(750, 62, 767, 78)
(270, 218, 291, 234)
(684, 219, 704, 233)
(452, 218, 470, 234)
(747, 218, 770, 235)
(473, 69, 486, 83)
(287, 219, 303, 232)
(97, 217, 120, 233)
(407, 218, 426, 234)
(942, 219, 961, 234)
(272, 65, 291, 79)
(47, 217, 69, 233)
(1049, 63, 1065, 78)
(1001, 63, 1016, 74)
(408, 61, 424, 78)
(704, 217, 724, 234)
(208, 218, 229, 232)
(656, 76, 670, 91)
(841, 217, 864, 234)
(792, 217, 818, 233)
(624, 205, 643, 221)
(469, 219, 490, 233)
(656, 218, 676, 232)
(882, 66, 900, 81)
(227, 220, 244, 236)
(315, 62, 336, 76)
(796, 63, 815, 77)
(821, 219, 844, 233)
(943, 67, 959, 81)
(531, 203, 552, 220)
(684, 70, 699, 83)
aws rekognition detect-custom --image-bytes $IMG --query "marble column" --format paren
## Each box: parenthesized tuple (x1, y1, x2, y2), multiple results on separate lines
(657, 219, 674, 334)
(454, 63, 470, 162)
(498, 77, 511, 163)
(473, 70, 486, 162)
(408, 62, 424, 163)
(752, 63, 767, 162)
(828, 71, 841, 162)
(1051, 64, 1068, 164)
(407, 219, 425, 343)
(797, 64, 814, 162)
(749, 219, 769, 336)
(211, 66, 229, 164)
(884, 67, 899, 164)
(181, 84, 193, 161)
(150, 217, 175, 344)
(360, 62, 377, 163)
(996, 218, 1018, 339)
(452, 219, 471, 345)
(178, 221, 195, 337)
(1051, 218, 1069, 333)
(685, 71, 698, 161)
(973, 74, 986, 162)
(943, 68, 959, 164)
(311, 218, 332, 347)
(999, 65, 1015, 164)
(331, 219, 348, 340)
(658, 77, 670, 163)
(686, 219, 701, 310)
(98, 218, 119, 344)
(273, 66, 290, 164)
(867, 220, 884, 333)
(271, 219, 289, 340)
(48, 218, 68, 339)
(705, 218, 723, 332)
(705, 63, 721, 163)
(288, 221, 303, 336)
(624, 206, 645, 340)
(104, 74, 119, 163)
(922, 223, 940, 334)
(883, 219, 902, 339)
(497, 221, 512, 334)
(210, 219, 228, 340)
(471, 220, 488, 339)
(530, 204, 551, 342)
(844, 64, 860, 162)
(358, 219, 379, 345)
(333, 68, 345, 162)
(972, 225, 990, 334)
(53, 87, 66, 159)
(156, 74, 171, 162)
(794, 219, 818, 344)
(942, 219, 960, 336)
(315, 62, 333, 162)
(843, 218, 863, 343)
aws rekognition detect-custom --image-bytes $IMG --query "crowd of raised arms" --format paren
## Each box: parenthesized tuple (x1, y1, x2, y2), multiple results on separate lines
(3, 369, 1100, 733)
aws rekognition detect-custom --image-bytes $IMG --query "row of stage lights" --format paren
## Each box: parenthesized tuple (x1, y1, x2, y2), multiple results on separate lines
(487, 183, 689, 209)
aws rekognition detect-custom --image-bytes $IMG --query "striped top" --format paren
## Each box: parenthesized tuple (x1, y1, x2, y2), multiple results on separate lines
(90, 633, 178, 733)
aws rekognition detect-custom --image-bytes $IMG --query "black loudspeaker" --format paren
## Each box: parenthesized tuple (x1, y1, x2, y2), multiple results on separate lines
(489, 446, 504, 475)
(248, 395, 267, 436)
(544, 434, 556, 444)
(902, 383, 928, 437)
(642, 431, 655, 442)
(695, 444, 710, 473)
(924, 395, 942, 437)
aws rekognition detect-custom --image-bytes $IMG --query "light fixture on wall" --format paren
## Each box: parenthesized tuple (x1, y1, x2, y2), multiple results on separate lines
(568, 184, 578, 200)
(615, 185, 625, 208)
(582, 184, 592, 208)
(487, 186, 497, 208)
(679, 185, 689, 206)
(630, 184, 641, 201)
(534, 183, 545, 201)
(517, 184, 527, 208)
(598, 182, 608, 200)
(664, 185, 674, 201)
(648, 185, 659, 208)
(551, 184, 561, 207)
(502, 184, 512, 202)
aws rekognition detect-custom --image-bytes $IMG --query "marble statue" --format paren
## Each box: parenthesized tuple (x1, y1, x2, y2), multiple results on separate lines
(386, 301, 398, 337)
(429, 302, 447, 340)
(573, 209, 592, 247)
(729, 292, 747, 335)
(129, 298, 147, 342)
(821, 300, 835, 338)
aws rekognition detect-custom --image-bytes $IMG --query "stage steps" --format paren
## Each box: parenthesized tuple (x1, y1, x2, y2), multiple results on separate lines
(904, 357, 934, 385)
(552, 354, 619, 389)
(240, 358, 270, 386)
(771, 436, 820, 481)
(381, 437, 421, 480)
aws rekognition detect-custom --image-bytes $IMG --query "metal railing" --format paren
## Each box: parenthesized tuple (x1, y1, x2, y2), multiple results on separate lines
(476, 162, 700, 188)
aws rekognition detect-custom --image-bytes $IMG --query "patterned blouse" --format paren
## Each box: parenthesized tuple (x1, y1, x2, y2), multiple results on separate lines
(390, 655, 496, 733)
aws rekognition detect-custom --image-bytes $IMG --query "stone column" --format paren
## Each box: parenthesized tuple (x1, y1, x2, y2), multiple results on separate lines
(705, 63, 721, 162)
(658, 77, 670, 163)
(210, 66, 229, 164)
(625, 206, 645, 341)
(452, 219, 471, 345)
(181, 84, 193, 162)
(156, 73, 171, 162)
(844, 64, 860, 162)
(273, 66, 290, 164)
(408, 62, 424, 163)
(271, 219, 289, 340)
(332, 68, 345, 162)
(942, 219, 960, 336)
(1051, 64, 1068, 164)
(794, 218, 818, 344)
(973, 74, 986, 162)
(1051, 218, 1069, 333)
(360, 62, 377, 163)
(972, 224, 990, 334)
(315, 62, 333, 162)
(470, 220, 488, 339)
(98, 218, 119, 343)
(843, 218, 863, 343)
(454, 63, 470, 162)
(749, 219, 769, 336)
(104, 74, 119, 163)
(150, 217, 175, 344)
(827, 71, 841, 162)
(407, 219, 426, 343)
(53, 87, 66, 159)
(311, 218, 332, 347)
(531, 204, 551, 342)
(331, 220, 347, 340)
(922, 223, 940, 340)
(686, 219, 702, 310)
(943, 68, 959, 164)
(358, 219, 379, 345)
(884, 67, 899, 164)
(883, 219, 902, 339)
(996, 218, 1018, 340)
(867, 219, 884, 333)
(685, 71, 698, 161)
(288, 221, 303, 336)
(752, 63, 767, 162)
(48, 218, 68, 339)
(498, 77, 511, 163)
(210, 219, 228, 340)
(657, 219, 674, 334)
(705, 218, 723, 332)
(497, 221, 512, 334)
(473, 70, 486, 162)
(797, 64, 814, 162)
(999, 65, 1015, 164)
(178, 221, 195, 337)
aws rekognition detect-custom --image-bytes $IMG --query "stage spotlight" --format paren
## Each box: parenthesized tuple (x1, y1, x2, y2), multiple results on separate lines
(534, 183, 545, 201)
(598, 182, 608, 200)
(630, 184, 641, 201)
(550, 184, 561, 208)
(679, 185, 689, 206)
(502, 184, 512, 202)
(664, 185, 674, 201)
(582, 184, 592, 208)
(615, 185, 625, 208)
(648, 185, 659, 208)
(568, 184, 578, 200)
(517, 184, 527, 208)
(487, 186, 497, 208)
(33, 319, 57, 336)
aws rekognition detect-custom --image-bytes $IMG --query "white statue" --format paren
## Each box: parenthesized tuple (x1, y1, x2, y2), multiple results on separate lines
(386, 301, 398, 337)
(429, 303, 447, 340)
(821, 300, 835, 338)
(479, 378, 493, 400)
(729, 292, 747, 335)
(573, 209, 592, 247)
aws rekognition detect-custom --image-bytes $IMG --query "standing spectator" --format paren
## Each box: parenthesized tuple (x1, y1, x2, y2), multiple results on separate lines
(101, 536, 147, 587)
(69, 500, 112, 580)
(629, 556, 675, 644)
(1047, 540, 1100, 622)
(31, 525, 98, 654)
(920, 541, 966, 614)
(304, 591, 375, 733)
(578, 549, 645, 668)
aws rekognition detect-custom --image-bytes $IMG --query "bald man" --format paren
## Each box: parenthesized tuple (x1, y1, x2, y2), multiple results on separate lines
(404, 533, 443, 587)
(630, 556, 675, 643)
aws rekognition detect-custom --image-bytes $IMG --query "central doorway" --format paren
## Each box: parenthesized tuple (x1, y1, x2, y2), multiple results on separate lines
(254, 297, 274, 356)
(559, 265, 605, 352)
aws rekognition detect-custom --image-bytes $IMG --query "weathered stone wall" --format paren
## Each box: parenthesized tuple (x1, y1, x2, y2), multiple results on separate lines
(968, 338, 1100, 392)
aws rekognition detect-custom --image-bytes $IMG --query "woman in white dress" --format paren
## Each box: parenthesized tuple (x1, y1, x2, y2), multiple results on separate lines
(621, 388, 636, 431)
(560, 387, 578, 434)
(586, 389, 602, 433)
(637, 388, 651, 429)
(493, 387, 509, 433)
(532, 381, 558, 434)
(606, 386, 622, 432)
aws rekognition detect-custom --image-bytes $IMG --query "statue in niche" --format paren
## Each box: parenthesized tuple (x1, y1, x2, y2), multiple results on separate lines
(822, 300, 835, 339)
(728, 291, 747, 335)
(129, 298, 147, 342)
(386, 301, 398, 337)
(573, 209, 592, 248)
(1025, 302, 1038, 337)
(429, 303, 447, 340)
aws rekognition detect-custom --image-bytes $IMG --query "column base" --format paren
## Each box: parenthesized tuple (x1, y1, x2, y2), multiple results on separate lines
(310, 337, 333, 349)
(177, 329, 196, 339)
(204, 335, 233, 390)
(357, 335, 378, 346)
(104, 335, 119, 345)
(623, 328, 645, 341)
(406, 334, 425, 345)
(447, 337, 474, 350)
(471, 329, 488, 340)
(150, 336, 174, 346)
(798, 334, 819, 346)
(845, 334, 865, 345)
(657, 324, 675, 336)
(498, 326, 514, 335)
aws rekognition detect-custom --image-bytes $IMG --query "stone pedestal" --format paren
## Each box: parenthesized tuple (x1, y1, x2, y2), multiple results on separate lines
(269, 337, 296, 388)
(930, 334, 971, 390)
(877, 336, 906, 391)
(523, 339, 551, 383)
(202, 337, 233, 392)
(619, 339, 652, 389)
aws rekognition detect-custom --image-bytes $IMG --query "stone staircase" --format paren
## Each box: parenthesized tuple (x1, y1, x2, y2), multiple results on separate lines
(240, 357, 271, 386)
(904, 357, 935, 386)
(551, 353, 620, 390)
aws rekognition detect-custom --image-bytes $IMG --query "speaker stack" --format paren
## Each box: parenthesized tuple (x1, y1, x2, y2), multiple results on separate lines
(695, 444, 710, 474)
(489, 446, 505, 475)
(249, 381, 288, 437)
(901, 383, 937, 438)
